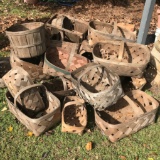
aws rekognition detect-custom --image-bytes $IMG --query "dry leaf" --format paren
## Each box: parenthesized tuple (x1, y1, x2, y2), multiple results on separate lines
(1, 107, 7, 111)
(119, 155, 127, 160)
(148, 158, 154, 160)
(27, 131, 33, 137)
(8, 126, 13, 132)
(85, 142, 92, 151)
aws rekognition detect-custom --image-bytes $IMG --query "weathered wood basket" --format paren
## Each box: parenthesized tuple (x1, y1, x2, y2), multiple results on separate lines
(10, 52, 49, 81)
(43, 45, 88, 78)
(88, 21, 136, 46)
(45, 14, 88, 43)
(62, 96, 87, 135)
(71, 63, 124, 110)
(0, 57, 11, 88)
(95, 90, 159, 142)
(6, 84, 61, 136)
(6, 22, 46, 58)
(2, 67, 45, 116)
(92, 41, 150, 78)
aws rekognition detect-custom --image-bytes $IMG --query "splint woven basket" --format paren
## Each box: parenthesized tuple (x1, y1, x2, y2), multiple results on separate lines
(6, 84, 61, 136)
(46, 14, 88, 43)
(0, 57, 11, 88)
(88, 21, 136, 46)
(43, 45, 88, 78)
(95, 90, 159, 142)
(71, 63, 124, 110)
(6, 22, 46, 58)
(62, 96, 87, 135)
(2, 67, 45, 116)
(93, 41, 150, 78)
(10, 52, 49, 81)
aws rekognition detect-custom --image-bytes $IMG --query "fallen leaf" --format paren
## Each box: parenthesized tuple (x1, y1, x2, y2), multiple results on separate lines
(119, 155, 127, 160)
(27, 131, 33, 137)
(8, 126, 13, 132)
(1, 107, 7, 111)
(148, 158, 154, 160)
(85, 142, 92, 151)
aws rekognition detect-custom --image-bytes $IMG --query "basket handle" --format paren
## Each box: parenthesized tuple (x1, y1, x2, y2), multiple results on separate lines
(65, 44, 78, 71)
(118, 41, 125, 61)
(123, 95, 144, 115)
(14, 84, 45, 108)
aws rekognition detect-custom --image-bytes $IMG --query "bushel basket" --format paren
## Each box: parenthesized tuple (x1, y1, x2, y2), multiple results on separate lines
(45, 14, 88, 43)
(6, 22, 46, 58)
(6, 84, 61, 136)
(0, 57, 11, 88)
(71, 63, 124, 110)
(92, 41, 150, 78)
(62, 96, 87, 135)
(95, 90, 159, 142)
(88, 21, 136, 46)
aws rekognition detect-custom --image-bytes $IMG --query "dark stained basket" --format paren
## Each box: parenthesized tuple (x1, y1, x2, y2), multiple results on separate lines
(92, 41, 150, 78)
(6, 84, 61, 136)
(6, 22, 46, 58)
(71, 63, 124, 110)
(45, 14, 88, 43)
(95, 90, 159, 142)
(0, 57, 11, 88)
(88, 21, 136, 46)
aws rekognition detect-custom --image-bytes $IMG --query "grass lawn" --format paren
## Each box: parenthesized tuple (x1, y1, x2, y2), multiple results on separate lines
(0, 0, 160, 159)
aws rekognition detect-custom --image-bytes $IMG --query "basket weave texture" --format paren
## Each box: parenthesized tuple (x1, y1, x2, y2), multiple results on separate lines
(6, 22, 46, 58)
(62, 96, 87, 135)
(95, 90, 159, 142)
(45, 14, 88, 43)
(43, 45, 88, 77)
(0, 57, 11, 88)
(88, 21, 136, 46)
(6, 84, 61, 136)
(10, 52, 49, 81)
(71, 63, 124, 110)
(2, 67, 45, 115)
(92, 41, 150, 78)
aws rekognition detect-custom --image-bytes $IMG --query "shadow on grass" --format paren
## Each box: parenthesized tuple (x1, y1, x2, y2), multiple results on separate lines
(0, 33, 9, 50)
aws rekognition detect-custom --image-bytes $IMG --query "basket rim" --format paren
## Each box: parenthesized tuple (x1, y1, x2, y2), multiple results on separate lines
(6, 22, 44, 35)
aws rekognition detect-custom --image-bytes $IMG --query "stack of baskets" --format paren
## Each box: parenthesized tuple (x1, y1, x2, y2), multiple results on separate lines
(1, 14, 159, 142)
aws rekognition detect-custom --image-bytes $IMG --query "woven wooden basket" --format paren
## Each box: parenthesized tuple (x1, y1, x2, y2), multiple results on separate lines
(92, 41, 150, 78)
(2, 66, 45, 115)
(88, 21, 136, 46)
(71, 63, 124, 110)
(6, 22, 46, 58)
(62, 96, 87, 135)
(0, 57, 11, 88)
(95, 90, 159, 142)
(45, 14, 88, 43)
(43, 45, 88, 78)
(10, 52, 49, 81)
(6, 84, 61, 136)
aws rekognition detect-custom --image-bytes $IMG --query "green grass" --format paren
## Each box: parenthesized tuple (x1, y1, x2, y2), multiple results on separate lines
(1, 0, 160, 159)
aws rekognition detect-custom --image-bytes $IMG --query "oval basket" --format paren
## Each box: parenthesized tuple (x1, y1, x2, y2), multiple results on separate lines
(10, 52, 49, 81)
(95, 90, 159, 142)
(6, 84, 61, 136)
(71, 63, 124, 110)
(43, 45, 88, 78)
(6, 22, 46, 58)
(88, 21, 136, 46)
(2, 66, 45, 115)
(92, 41, 150, 78)
(62, 96, 87, 135)
(0, 57, 11, 88)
